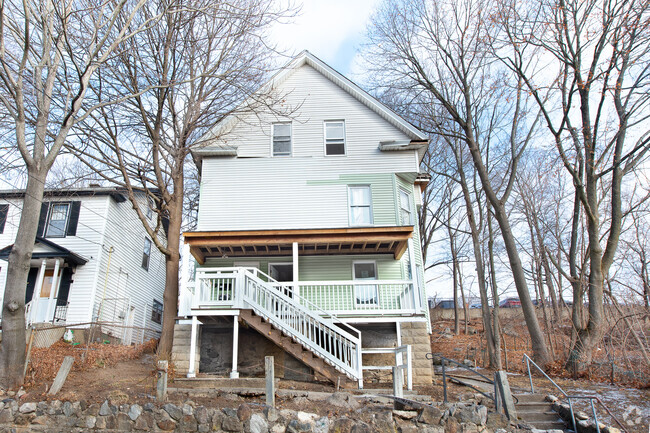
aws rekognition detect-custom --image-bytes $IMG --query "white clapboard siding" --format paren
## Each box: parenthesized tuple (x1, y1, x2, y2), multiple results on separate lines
(92, 192, 166, 341)
(0, 192, 166, 342)
(197, 64, 421, 232)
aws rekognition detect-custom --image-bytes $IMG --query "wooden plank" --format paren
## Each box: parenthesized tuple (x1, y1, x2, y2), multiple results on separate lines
(265, 356, 275, 407)
(184, 226, 414, 238)
(48, 356, 74, 395)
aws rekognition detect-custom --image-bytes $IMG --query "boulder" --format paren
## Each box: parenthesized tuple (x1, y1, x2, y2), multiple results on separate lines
(222, 414, 244, 432)
(249, 413, 269, 433)
(238, 403, 252, 422)
(128, 403, 142, 421)
(19, 402, 37, 414)
(163, 402, 183, 421)
(418, 406, 443, 425)
(329, 417, 355, 433)
(326, 392, 360, 410)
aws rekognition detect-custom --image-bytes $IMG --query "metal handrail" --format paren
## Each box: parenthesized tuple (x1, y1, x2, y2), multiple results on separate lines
(427, 353, 496, 404)
(522, 354, 629, 433)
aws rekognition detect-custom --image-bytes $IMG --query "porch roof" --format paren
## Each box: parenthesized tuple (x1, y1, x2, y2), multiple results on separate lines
(184, 226, 413, 264)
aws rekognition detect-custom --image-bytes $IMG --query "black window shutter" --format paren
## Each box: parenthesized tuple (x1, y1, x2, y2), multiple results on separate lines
(0, 204, 8, 234)
(36, 202, 49, 237)
(56, 268, 73, 306)
(25, 267, 39, 303)
(66, 201, 81, 236)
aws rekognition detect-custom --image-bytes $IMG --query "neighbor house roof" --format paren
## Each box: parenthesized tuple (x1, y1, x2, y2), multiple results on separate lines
(0, 186, 127, 202)
(0, 236, 88, 265)
(194, 50, 428, 157)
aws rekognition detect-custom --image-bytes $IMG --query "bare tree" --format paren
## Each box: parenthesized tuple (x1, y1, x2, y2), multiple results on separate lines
(497, 0, 650, 368)
(0, 0, 153, 388)
(366, 0, 551, 364)
(69, 0, 294, 356)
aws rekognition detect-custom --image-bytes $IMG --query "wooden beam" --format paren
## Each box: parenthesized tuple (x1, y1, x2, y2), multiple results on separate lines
(189, 246, 205, 265)
(184, 226, 413, 238)
(394, 240, 408, 259)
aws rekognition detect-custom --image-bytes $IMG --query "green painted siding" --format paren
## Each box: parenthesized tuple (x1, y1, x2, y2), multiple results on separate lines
(307, 173, 397, 226)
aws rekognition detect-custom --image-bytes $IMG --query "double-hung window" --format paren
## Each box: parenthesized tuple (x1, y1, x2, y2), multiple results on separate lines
(272, 122, 291, 156)
(142, 237, 152, 271)
(46, 203, 70, 237)
(348, 186, 372, 226)
(324, 121, 345, 155)
(151, 299, 162, 324)
(399, 189, 413, 225)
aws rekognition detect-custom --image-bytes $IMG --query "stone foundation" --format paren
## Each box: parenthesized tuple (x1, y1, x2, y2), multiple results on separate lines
(400, 321, 434, 385)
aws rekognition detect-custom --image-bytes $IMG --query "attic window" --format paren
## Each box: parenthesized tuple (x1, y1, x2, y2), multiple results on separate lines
(325, 121, 345, 155)
(46, 203, 70, 238)
(272, 123, 291, 156)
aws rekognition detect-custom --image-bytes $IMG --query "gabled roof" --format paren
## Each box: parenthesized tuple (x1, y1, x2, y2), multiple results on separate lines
(196, 50, 428, 154)
(0, 237, 88, 265)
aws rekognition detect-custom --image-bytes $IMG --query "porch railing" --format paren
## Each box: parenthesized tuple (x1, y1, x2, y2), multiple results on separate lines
(188, 267, 419, 316)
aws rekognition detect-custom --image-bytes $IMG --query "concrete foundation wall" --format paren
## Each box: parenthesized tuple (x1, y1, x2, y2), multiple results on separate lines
(171, 324, 201, 375)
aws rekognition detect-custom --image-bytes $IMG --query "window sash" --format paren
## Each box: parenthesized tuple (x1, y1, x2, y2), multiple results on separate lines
(272, 123, 291, 156)
(349, 186, 372, 225)
(46, 203, 70, 238)
(142, 238, 152, 270)
(400, 189, 412, 225)
(325, 121, 345, 155)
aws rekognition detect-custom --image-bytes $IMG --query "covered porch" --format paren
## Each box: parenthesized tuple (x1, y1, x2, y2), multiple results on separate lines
(181, 226, 424, 318)
(0, 237, 87, 326)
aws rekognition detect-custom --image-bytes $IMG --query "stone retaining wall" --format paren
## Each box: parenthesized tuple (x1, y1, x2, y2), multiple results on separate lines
(0, 395, 516, 433)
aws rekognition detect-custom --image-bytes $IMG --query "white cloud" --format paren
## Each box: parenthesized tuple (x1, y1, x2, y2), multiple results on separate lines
(270, 0, 381, 74)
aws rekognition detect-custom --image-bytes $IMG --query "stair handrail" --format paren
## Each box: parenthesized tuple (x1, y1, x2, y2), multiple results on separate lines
(240, 268, 362, 380)
(522, 354, 629, 433)
(240, 267, 363, 339)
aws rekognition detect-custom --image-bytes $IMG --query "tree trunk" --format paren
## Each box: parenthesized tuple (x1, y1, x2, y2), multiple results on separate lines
(157, 186, 183, 357)
(487, 208, 502, 370)
(0, 170, 46, 388)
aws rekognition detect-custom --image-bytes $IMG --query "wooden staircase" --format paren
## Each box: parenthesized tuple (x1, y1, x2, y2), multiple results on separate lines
(514, 393, 567, 431)
(239, 309, 356, 388)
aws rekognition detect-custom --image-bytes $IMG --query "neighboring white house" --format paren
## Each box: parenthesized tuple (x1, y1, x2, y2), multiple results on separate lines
(0, 187, 166, 344)
(174, 51, 433, 387)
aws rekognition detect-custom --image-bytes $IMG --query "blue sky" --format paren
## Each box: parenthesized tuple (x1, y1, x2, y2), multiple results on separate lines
(270, 0, 381, 77)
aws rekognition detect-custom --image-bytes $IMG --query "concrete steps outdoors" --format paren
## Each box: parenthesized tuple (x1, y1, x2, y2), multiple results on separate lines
(514, 393, 567, 431)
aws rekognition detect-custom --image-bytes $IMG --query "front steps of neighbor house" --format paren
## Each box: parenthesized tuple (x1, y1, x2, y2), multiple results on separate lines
(238, 309, 357, 388)
(514, 393, 567, 431)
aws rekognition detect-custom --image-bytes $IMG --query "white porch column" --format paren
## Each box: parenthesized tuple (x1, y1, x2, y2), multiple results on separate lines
(230, 317, 240, 378)
(30, 259, 47, 324)
(45, 259, 61, 322)
(292, 241, 299, 298)
(187, 315, 199, 378)
(407, 239, 419, 309)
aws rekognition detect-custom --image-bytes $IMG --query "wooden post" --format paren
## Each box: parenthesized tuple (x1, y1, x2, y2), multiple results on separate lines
(494, 370, 517, 420)
(23, 328, 36, 378)
(157, 360, 168, 401)
(48, 356, 74, 395)
(392, 366, 404, 398)
(265, 356, 275, 407)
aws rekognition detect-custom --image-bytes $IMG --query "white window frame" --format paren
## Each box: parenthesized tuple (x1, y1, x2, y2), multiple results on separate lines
(271, 122, 292, 157)
(146, 196, 154, 220)
(399, 188, 413, 225)
(45, 202, 70, 238)
(323, 120, 346, 156)
(352, 260, 379, 307)
(348, 185, 373, 226)
(142, 237, 152, 271)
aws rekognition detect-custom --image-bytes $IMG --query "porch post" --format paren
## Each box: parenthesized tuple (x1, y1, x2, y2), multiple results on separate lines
(30, 259, 47, 324)
(230, 316, 240, 378)
(407, 239, 419, 309)
(292, 241, 299, 298)
(45, 258, 61, 322)
(188, 315, 199, 378)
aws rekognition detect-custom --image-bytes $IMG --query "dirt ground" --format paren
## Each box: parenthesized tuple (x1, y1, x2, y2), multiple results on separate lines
(16, 317, 650, 432)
